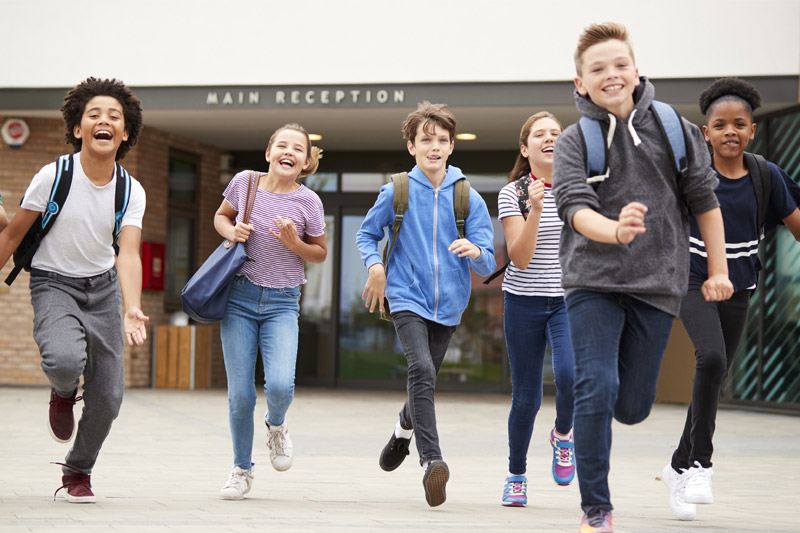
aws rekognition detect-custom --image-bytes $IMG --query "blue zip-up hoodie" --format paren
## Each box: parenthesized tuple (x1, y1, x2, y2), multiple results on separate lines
(356, 165, 496, 326)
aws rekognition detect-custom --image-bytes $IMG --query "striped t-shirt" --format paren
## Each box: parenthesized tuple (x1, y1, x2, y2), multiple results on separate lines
(498, 177, 564, 297)
(223, 171, 325, 288)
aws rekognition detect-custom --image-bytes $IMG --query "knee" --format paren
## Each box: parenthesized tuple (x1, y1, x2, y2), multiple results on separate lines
(407, 359, 436, 384)
(265, 378, 294, 407)
(614, 401, 652, 425)
(697, 349, 727, 381)
(511, 388, 542, 419)
(40, 353, 85, 390)
(227, 389, 257, 416)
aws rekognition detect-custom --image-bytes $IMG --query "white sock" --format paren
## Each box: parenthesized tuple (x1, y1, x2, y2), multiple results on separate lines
(395, 420, 413, 439)
(554, 429, 572, 441)
(509, 472, 526, 478)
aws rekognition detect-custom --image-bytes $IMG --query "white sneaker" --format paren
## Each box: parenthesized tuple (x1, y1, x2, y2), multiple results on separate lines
(219, 466, 254, 500)
(684, 461, 714, 504)
(267, 421, 293, 472)
(662, 463, 696, 520)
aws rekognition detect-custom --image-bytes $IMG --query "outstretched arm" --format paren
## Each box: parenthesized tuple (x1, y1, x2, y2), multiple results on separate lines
(116, 225, 150, 346)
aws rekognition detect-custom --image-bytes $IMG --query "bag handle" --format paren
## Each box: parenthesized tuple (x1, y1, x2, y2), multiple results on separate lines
(241, 171, 259, 224)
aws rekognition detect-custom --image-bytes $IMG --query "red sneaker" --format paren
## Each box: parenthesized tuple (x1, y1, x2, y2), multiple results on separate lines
(53, 464, 96, 503)
(48, 388, 81, 443)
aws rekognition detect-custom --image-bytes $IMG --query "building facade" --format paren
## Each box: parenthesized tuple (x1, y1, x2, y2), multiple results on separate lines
(1, 1, 799, 409)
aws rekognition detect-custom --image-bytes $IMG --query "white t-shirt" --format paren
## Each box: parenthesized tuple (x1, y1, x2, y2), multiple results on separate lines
(497, 179, 564, 297)
(21, 152, 146, 277)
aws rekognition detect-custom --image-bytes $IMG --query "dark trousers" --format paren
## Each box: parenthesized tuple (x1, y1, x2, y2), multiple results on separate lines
(672, 283, 751, 470)
(392, 310, 457, 465)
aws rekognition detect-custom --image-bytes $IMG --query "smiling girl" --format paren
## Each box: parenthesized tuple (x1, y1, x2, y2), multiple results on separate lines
(497, 112, 575, 507)
(214, 123, 327, 500)
(662, 78, 800, 521)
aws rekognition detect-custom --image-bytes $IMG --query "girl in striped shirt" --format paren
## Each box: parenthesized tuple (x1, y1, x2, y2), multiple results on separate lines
(214, 123, 327, 500)
(498, 112, 576, 507)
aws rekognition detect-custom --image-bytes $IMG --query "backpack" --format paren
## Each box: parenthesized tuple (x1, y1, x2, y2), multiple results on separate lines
(378, 172, 470, 321)
(744, 151, 800, 236)
(4, 154, 132, 286)
(579, 100, 688, 183)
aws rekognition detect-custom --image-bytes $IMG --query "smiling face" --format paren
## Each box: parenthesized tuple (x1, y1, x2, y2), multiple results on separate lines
(265, 128, 311, 180)
(521, 117, 561, 178)
(72, 95, 128, 160)
(703, 99, 756, 163)
(574, 39, 640, 119)
(407, 121, 454, 183)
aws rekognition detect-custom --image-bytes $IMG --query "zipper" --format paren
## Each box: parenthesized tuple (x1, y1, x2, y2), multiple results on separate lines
(433, 187, 439, 321)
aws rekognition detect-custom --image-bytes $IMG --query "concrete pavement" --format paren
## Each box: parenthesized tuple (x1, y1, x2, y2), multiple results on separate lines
(0, 386, 797, 532)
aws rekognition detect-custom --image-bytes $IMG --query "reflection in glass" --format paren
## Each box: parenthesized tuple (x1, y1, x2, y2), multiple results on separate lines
(303, 172, 338, 193)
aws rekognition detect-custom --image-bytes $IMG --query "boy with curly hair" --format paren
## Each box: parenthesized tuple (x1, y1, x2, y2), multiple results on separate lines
(0, 77, 148, 503)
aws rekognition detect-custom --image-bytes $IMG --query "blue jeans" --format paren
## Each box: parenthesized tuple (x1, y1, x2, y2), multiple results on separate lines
(392, 311, 457, 464)
(566, 290, 674, 511)
(504, 292, 575, 475)
(221, 276, 300, 469)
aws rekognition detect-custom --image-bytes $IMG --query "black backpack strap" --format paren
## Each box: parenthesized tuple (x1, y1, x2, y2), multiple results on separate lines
(112, 163, 132, 255)
(484, 176, 530, 285)
(744, 152, 771, 235)
(5, 155, 74, 286)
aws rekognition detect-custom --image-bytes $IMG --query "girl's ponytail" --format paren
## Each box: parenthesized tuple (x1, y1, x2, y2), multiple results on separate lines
(301, 146, 323, 178)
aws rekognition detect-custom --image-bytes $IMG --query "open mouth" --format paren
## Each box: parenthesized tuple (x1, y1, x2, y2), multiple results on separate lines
(94, 130, 112, 141)
(542, 147, 554, 154)
(279, 158, 295, 168)
(603, 84, 623, 93)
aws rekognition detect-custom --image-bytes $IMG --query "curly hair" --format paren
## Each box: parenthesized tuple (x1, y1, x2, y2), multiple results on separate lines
(61, 77, 143, 161)
(699, 78, 762, 119)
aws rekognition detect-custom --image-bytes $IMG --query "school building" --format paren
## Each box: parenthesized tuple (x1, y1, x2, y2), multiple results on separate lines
(1, 1, 799, 412)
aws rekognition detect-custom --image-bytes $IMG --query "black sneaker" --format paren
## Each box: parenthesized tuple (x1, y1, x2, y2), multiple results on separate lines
(379, 433, 411, 471)
(423, 460, 449, 507)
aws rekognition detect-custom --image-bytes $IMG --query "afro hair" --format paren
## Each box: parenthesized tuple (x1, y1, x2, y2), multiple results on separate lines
(61, 77, 143, 161)
(699, 78, 762, 117)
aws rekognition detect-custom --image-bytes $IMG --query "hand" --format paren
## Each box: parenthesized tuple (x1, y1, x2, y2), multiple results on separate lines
(527, 178, 545, 213)
(448, 238, 481, 259)
(124, 307, 150, 346)
(701, 274, 734, 302)
(362, 263, 386, 313)
(231, 222, 254, 243)
(615, 202, 648, 244)
(270, 216, 301, 250)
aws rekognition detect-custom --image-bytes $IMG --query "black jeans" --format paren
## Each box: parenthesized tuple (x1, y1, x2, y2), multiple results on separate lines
(672, 281, 751, 470)
(392, 311, 457, 465)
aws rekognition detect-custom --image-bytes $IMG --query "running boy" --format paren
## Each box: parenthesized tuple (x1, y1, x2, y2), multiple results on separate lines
(551, 23, 733, 532)
(356, 101, 496, 507)
(0, 78, 148, 503)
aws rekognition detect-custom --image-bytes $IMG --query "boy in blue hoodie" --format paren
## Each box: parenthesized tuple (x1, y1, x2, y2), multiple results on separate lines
(356, 101, 495, 507)
(552, 23, 733, 532)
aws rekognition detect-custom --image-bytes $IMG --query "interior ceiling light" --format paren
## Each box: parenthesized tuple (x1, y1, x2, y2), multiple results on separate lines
(308, 133, 323, 141)
(455, 133, 477, 141)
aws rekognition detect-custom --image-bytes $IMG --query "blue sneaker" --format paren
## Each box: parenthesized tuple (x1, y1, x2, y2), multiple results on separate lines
(502, 475, 527, 507)
(550, 428, 575, 486)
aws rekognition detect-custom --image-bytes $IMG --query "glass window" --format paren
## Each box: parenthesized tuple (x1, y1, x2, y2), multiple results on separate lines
(165, 150, 200, 309)
(302, 172, 338, 193)
(168, 155, 198, 203)
(342, 173, 392, 192)
(297, 215, 335, 380)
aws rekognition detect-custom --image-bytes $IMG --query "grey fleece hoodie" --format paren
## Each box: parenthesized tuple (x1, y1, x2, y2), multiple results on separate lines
(552, 77, 719, 316)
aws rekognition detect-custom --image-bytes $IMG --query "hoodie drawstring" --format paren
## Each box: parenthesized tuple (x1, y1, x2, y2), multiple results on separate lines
(626, 109, 642, 146)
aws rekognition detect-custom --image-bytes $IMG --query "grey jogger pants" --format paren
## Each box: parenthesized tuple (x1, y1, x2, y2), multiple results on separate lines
(30, 267, 125, 475)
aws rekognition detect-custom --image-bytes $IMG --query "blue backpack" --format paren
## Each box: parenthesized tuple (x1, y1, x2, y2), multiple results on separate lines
(4, 154, 132, 286)
(578, 100, 688, 183)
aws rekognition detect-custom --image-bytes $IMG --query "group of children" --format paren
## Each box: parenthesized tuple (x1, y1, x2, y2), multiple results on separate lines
(1, 21, 798, 533)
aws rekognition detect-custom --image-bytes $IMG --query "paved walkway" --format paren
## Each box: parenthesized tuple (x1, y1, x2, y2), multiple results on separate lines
(0, 386, 797, 532)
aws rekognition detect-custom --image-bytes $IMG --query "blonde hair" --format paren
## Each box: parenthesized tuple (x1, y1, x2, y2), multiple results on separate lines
(401, 101, 457, 143)
(574, 22, 634, 76)
(267, 123, 323, 178)
(508, 112, 563, 183)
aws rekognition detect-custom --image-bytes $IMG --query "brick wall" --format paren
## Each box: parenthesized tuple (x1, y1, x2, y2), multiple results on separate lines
(0, 115, 228, 388)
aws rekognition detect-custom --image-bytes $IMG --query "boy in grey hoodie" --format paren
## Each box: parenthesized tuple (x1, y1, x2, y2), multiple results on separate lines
(552, 23, 732, 533)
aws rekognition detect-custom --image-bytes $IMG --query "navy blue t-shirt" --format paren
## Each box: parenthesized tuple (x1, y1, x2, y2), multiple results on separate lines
(689, 161, 797, 291)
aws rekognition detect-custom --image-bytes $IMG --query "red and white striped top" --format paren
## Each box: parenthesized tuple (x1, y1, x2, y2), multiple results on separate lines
(223, 171, 325, 288)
